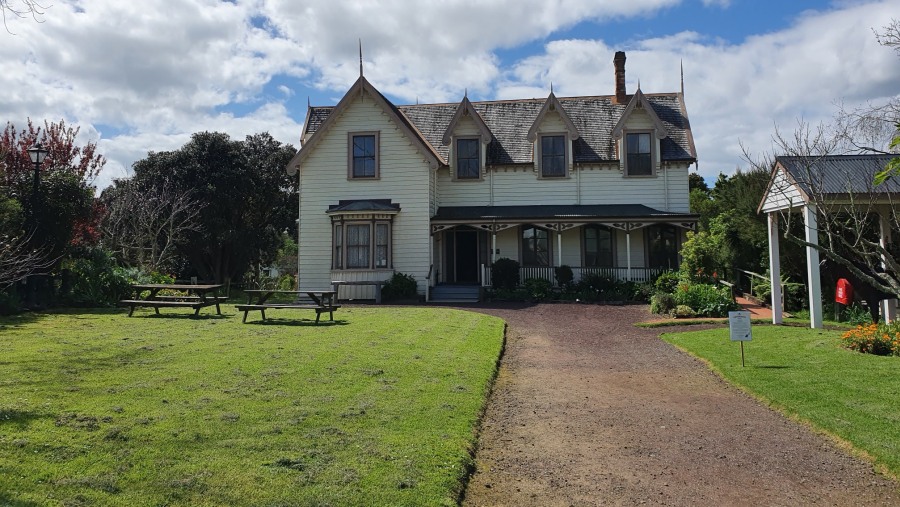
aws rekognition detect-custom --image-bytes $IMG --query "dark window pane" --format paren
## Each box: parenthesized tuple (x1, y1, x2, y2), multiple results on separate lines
(626, 133, 652, 176)
(541, 135, 566, 177)
(352, 135, 376, 178)
(648, 225, 678, 269)
(522, 226, 550, 266)
(456, 139, 480, 178)
(583, 226, 613, 267)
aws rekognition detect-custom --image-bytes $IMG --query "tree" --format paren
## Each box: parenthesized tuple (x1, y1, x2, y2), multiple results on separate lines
(100, 180, 204, 273)
(0, 119, 103, 261)
(123, 132, 297, 282)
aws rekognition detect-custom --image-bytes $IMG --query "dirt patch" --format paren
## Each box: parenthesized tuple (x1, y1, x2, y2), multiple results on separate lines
(460, 303, 899, 506)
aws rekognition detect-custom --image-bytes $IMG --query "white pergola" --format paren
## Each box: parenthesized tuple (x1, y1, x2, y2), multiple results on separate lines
(758, 155, 899, 329)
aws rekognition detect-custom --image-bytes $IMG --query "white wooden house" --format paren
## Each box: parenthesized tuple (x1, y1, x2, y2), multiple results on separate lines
(286, 52, 699, 301)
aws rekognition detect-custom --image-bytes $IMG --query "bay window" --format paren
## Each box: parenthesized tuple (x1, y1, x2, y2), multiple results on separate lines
(333, 221, 391, 269)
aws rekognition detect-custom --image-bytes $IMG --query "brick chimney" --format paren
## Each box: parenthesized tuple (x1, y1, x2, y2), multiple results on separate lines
(614, 51, 626, 104)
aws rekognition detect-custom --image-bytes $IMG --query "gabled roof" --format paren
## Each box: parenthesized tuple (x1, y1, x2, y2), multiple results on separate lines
(526, 92, 581, 142)
(287, 76, 443, 175)
(303, 91, 696, 167)
(611, 87, 669, 140)
(758, 154, 900, 213)
(441, 95, 493, 145)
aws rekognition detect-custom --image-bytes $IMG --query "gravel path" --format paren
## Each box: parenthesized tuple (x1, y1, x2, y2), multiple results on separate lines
(460, 303, 899, 506)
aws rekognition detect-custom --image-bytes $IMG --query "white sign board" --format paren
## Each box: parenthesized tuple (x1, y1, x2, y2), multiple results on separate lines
(728, 311, 752, 341)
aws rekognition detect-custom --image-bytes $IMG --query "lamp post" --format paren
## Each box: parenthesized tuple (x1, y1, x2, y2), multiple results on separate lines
(26, 142, 48, 308)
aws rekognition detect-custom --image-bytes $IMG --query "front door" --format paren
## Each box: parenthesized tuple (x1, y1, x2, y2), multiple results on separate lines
(455, 229, 479, 283)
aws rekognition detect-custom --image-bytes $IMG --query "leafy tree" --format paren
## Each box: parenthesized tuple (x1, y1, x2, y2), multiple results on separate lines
(122, 131, 297, 283)
(0, 119, 102, 267)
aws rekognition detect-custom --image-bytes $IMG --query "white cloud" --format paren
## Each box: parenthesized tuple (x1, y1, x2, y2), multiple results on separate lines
(0, 0, 896, 193)
(497, 1, 900, 182)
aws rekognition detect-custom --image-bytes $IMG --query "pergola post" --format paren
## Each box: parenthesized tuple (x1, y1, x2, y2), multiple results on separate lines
(879, 210, 897, 322)
(803, 204, 823, 329)
(767, 213, 783, 324)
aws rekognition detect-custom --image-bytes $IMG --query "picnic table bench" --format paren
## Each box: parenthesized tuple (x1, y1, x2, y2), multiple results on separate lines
(235, 289, 340, 323)
(119, 284, 226, 316)
(331, 280, 386, 304)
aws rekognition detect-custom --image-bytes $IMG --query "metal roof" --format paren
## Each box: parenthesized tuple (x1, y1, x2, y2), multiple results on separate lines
(432, 204, 698, 222)
(776, 155, 900, 197)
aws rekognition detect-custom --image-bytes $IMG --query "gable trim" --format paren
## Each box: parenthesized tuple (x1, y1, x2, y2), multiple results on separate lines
(526, 92, 581, 142)
(441, 96, 493, 145)
(611, 88, 670, 141)
(286, 76, 443, 176)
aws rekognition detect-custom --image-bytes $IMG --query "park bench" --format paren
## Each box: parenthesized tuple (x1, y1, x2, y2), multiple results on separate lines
(119, 284, 226, 317)
(236, 289, 340, 323)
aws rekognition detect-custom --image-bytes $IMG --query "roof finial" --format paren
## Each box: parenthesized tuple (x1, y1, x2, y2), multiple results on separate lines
(307, 96, 310, 108)
(550, 81, 554, 94)
(636, 79, 641, 90)
(680, 59, 684, 96)
(359, 39, 364, 77)
(464, 87, 468, 98)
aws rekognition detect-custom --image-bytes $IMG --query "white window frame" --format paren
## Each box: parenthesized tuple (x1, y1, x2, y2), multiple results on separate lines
(332, 220, 392, 270)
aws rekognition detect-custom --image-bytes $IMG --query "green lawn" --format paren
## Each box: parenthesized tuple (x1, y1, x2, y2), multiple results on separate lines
(0, 306, 505, 506)
(662, 325, 900, 477)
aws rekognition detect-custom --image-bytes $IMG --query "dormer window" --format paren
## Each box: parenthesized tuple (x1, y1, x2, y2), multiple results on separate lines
(348, 132, 379, 179)
(540, 134, 566, 177)
(456, 138, 480, 179)
(625, 132, 652, 176)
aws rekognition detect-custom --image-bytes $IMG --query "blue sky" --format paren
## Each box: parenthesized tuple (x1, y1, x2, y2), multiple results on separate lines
(0, 0, 897, 189)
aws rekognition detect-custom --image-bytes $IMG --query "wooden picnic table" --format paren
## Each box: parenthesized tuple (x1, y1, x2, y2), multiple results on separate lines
(119, 283, 226, 317)
(235, 289, 340, 323)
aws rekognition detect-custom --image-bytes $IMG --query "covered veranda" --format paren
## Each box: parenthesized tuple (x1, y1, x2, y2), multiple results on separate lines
(758, 155, 900, 328)
(430, 204, 698, 286)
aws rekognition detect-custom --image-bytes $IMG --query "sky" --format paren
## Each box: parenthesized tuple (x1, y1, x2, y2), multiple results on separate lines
(1, 0, 897, 191)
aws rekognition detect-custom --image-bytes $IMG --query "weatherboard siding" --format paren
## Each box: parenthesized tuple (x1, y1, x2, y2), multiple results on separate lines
(760, 168, 805, 213)
(298, 92, 431, 298)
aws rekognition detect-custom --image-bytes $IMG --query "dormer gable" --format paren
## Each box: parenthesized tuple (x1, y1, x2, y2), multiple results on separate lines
(441, 96, 493, 146)
(611, 87, 669, 141)
(526, 92, 581, 142)
(286, 76, 443, 176)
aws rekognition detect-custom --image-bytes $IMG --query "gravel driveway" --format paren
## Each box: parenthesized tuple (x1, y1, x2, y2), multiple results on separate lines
(460, 303, 899, 506)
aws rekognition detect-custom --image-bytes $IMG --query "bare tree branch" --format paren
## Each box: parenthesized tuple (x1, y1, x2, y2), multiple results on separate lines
(0, 230, 54, 288)
(1, 0, 48, 34)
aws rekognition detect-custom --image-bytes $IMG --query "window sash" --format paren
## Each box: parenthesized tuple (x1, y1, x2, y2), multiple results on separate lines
(456, 139, 480, 179)
(541, 135, 566, 177)
(522, 226, 550, 266)
(333, 221, 392, 270)
(584, 226, 613, 267)
(626, 133, 652, 176)
(352, 135, 377, 178)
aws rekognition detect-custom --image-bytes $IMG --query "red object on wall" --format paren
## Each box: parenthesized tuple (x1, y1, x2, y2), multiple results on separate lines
(835, 278, 854, 305)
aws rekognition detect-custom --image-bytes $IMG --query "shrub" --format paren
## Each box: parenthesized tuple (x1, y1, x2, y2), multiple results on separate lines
(491, 258, 520, 290)
(0, 286, 20, 315)
(842, 323, 900, 356)
(843, 303, 873, 326)
(61, 248, 131, 306)
(650, 293, 676, 315)
(674, 305, 696, 318)
(654, 271, 681, 294)
(524, 277, 553, 300)
(382, 272, 418, 301)
(554, 265, 574, 288)
(629, 281, 655, 303)
(673, 282, 738, 317)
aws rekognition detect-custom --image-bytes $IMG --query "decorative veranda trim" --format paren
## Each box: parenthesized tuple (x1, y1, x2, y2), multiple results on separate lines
(481, 265, 664, 286)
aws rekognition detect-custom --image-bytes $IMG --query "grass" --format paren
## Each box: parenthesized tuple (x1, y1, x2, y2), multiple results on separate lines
(662, 325, 900, 478)
(0, 306, 505, 506)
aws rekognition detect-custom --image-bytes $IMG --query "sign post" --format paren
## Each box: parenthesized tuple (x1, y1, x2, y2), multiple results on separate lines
(728, 310, 752, 367)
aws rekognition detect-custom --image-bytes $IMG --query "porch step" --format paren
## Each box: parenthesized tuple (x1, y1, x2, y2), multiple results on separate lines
(430, 285, 480, 303)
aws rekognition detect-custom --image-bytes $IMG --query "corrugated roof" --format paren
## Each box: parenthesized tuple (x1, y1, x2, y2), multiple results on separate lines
(305, 93, 696, 166)
(432, 204, 698, 221)
(776, 155, 900, 197)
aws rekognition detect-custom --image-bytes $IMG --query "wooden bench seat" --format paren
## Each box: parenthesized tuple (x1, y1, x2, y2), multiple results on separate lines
(234, 303, 342, 323)
(118, 298, 226, 317)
